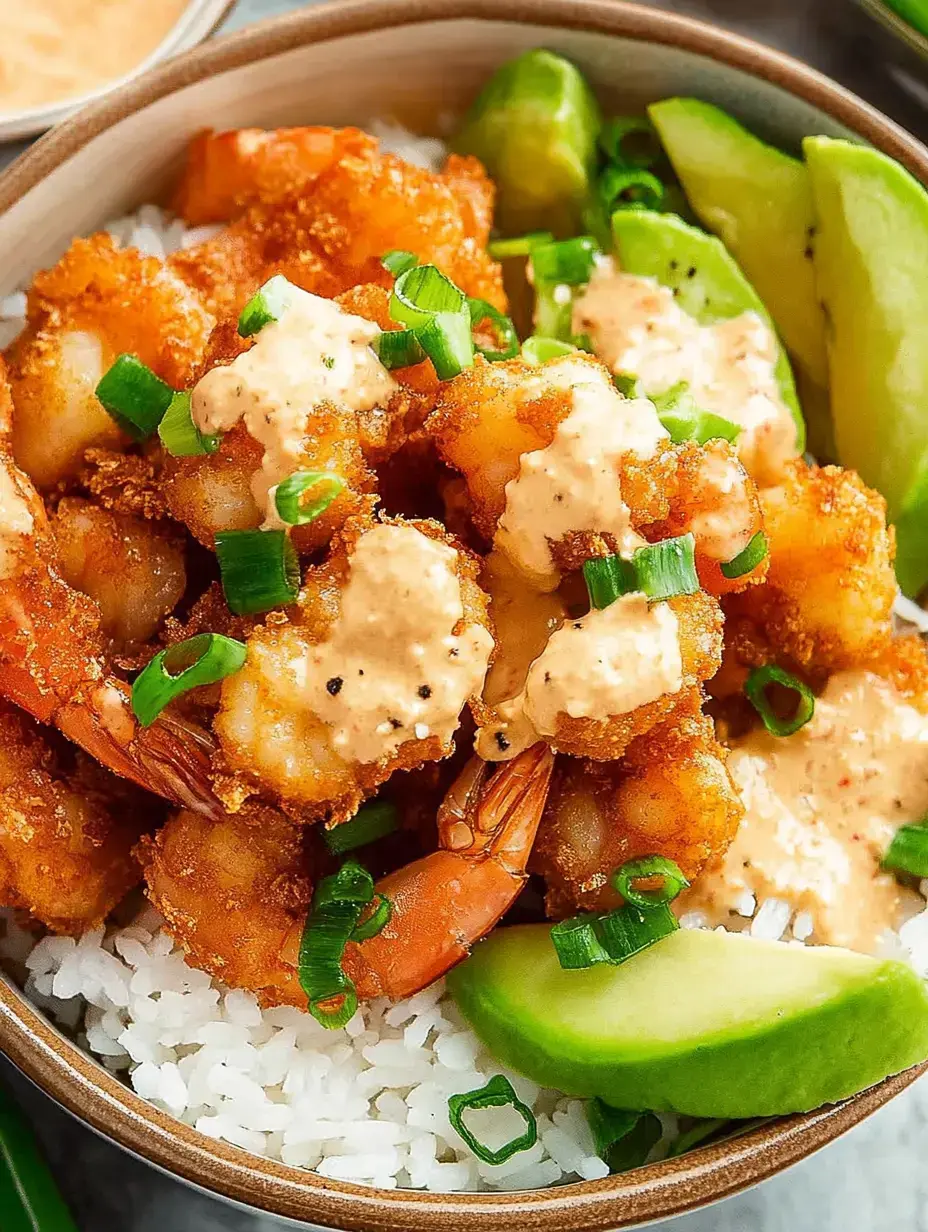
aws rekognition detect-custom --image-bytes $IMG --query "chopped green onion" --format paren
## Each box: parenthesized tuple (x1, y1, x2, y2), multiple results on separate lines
(613, 372, 644, 399)
(324, 800, 399, 854)
(744, 664, 815, 737)
(633, 534, 699, 601)
(721, 530, 768, 580)
(659, 406, 742, 446)
(521, 336, 577, 365)
(157, 390, 221, 456)
(416, 312, 475, 379)
(669, 1118, 731, 1157)
(533, 282, 574, 341)
(600, 166, 665, 213)
(595, 901, 678, 963)
(131, 633, 246, 727)
(299, 859, 374, 1029)
(95, 354, 174, 441)
(587, 1099, 663, 1172)
(611, 856, 689, 908)
(390, 264, 468, 328)
(373, 328, 426, 369)
(883, 818, 928, 878)
(274, 471, 345, 526)
(583, 554, 637, 609)
(488, 231, 554, 259)
(530, 236, 599, 286)
(381, 249, 418, 276)
(571, 331, 594, 353)
(238, 274, 296, 337)
(447, 1075, 537, 1166)
(599, 116, 661, 170)
(468, 298, 520, 362)
(215, 529, 300, 615)
(0, 1080, 80, 1232)
(351, 893, 392, 942)
(550, 914, 612, 969)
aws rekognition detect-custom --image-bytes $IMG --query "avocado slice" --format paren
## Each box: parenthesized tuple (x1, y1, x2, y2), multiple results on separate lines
(648, 98, 828, 392)
(610, 210, 805, 452)
(804, 136, 928, 597)
(453, 50, 601, 238)
(448, 925, 928, 1118)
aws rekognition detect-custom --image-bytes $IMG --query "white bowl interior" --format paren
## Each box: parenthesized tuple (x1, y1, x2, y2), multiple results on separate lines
(0, 17, 857, 293)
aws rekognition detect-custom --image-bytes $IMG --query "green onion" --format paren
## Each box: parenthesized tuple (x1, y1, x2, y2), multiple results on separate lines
(416, 312, 475, 380)
(350, 893, 392, 942)
(324, 800, 399, 854)
(659, 405, 742, 446)
(157, 390, 221, 456)
(468, 298, 520, 362)
(599, 116, 661, 170)
(582, 554, 637, 609)
(373, 328, 426, 369)
(613, 372, 644, 399)
(611, 856, 689, 908)
(299, 859, 374, 1029)
(389, 264, 475, 379)
(95, 354, 174, 441)
(595, 901, 678, 963)
(744, 664, 815, 737)
(238, 274, 296, 337)
(533, 282, 575, 341)
(600, 166, 665, 213)
(721, 530, 768, 580)
(530, 236, 599, 286)
(273, 471, 345, 527)
(669, 1118, 731, 1157)
(633, 534, 699, 601)
(131, 633, 247, 727)
(447, 1075, 538, 1166)
(381, 249, 419, 276)
(488, 232, 554, 259)
(571, 331, 594, 353)
(521, 336, 577, 365)
(215, 529, 300, 615)
(0, 1080, 80, 1232)
(882, 818, 928, 879)
(587, 1099, 663, 1173)
(550, 914, 612, 969)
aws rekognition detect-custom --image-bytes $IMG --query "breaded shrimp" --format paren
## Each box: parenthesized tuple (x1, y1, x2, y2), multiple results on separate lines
(213, 516, 494, 822)
(7, 235, 213, 488)
(532, 693, 744, 919)
(0, 701, 156, 933)
(725, 459, 897, 673)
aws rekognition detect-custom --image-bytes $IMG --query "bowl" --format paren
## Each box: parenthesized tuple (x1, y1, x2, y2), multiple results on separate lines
(1, 1, 927, 1227)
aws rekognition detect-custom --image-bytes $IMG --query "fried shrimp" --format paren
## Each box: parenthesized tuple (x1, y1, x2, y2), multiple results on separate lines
(0, 701, 155, 933)
(532, 694, 744, 919)
(7, 235, 213, 488)
(143, 744, 553, 1007)
(725, 459, 897, 673)
(213, 516, 494, 822)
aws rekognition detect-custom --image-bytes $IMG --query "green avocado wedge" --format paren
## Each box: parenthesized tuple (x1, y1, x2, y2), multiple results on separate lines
(804, 136, 928, 597)
(448, 925, 928, 1118)
(453, 50, 601, 238)
(647, 98, 828, 391)
(610, 210, 805, 453)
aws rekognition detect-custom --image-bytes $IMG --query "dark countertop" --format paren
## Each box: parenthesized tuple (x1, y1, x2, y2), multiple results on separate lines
(2, 0, 928, 1228)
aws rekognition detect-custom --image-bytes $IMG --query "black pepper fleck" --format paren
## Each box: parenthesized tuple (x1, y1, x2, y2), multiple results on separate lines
(574, 623, 583, 630)
(495, 731, 511, 752)
(418, 685, 432, 699)
(544, 671, 551, 684)
(449, 647, 459, 657)
(326, 677, 343, 696)
(669, 259, 678, 271)
(686, 266, 696, 279)
(390, 718, 403, 730)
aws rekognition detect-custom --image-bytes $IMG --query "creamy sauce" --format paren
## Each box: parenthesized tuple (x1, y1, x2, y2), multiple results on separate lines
(494, 359, 668, 590)
(0, 465, 34, 579)
(192, 289, 396, 526)
(690, 446, 756, 563)
(476, 592, 682, 760)
(0, 1, 190, 114)
(682, 671, 928, 953)
(572, 258, 799, 485)
(252, 524, 493, 765)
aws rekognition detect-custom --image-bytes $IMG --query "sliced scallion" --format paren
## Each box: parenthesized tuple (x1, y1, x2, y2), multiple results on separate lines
(274, 471, 345, 527)
(599, 116, 661, 170)
(613, 372, 644, 399)
(611, 856, 689, 909)
(299, 859, 374, 1029)
(720, 530, 768, 580)
(521, 336, 577, 365)
(416, 312, 475, 380)
(583, 554, 637, 610)
(373, 328, 426, 369)
(550, 915, 612, 969)
(447, 1075, 537, 1166)
(381, 249, 419, 276)
(389, 264, 474, 379)
(468, 298, 520, 362)
(530, 236, 599, 287)
(600, 166, 665, 213)
(238, 274, 296, 337)
(633, 534, 699, 601)
(587, 1099, 663, 1173)
(882, 818, 928, 879)
(350, 894, 392, 942)
(157, 390, 221, 456)
(215, 529, 300, 615)
(744, 664, 815, 737)
(533, 282, 574, 341)
(131, 633, 246, 727)
(95, 354, 174, 441)
(595, 901, 678, 964)
(488, 231, 554, 260)
(659, 404, 742, 446)
(324, 800, 399, 854)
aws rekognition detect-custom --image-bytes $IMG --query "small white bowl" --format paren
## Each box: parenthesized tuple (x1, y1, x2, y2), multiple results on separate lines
(0, 0, 236, 143)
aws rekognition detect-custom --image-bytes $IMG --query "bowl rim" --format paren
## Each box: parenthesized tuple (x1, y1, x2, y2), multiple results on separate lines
(2, 1, 928, 1228)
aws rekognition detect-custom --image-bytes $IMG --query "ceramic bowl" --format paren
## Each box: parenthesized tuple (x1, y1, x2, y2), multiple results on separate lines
(1, 2, 927, 1228)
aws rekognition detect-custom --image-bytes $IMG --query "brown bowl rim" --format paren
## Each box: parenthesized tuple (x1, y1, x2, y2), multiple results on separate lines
(2, 1, 927, 1228)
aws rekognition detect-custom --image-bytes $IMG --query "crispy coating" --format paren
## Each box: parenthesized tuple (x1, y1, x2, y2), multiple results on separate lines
(0, 702, 155, 933)
(213, 516, 493, 823)
(533, 691, 744, 918)
(725, 459, 897, 673)
(169, 150, 504, 321)
(140, 806, 313, 1007)
(7, 235, 213, 488)
(78, 447, 169, 520)
(863, 634, 928, 714)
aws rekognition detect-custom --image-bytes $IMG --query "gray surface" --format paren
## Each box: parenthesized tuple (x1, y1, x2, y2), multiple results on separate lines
(3, 0, 928, 1228)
